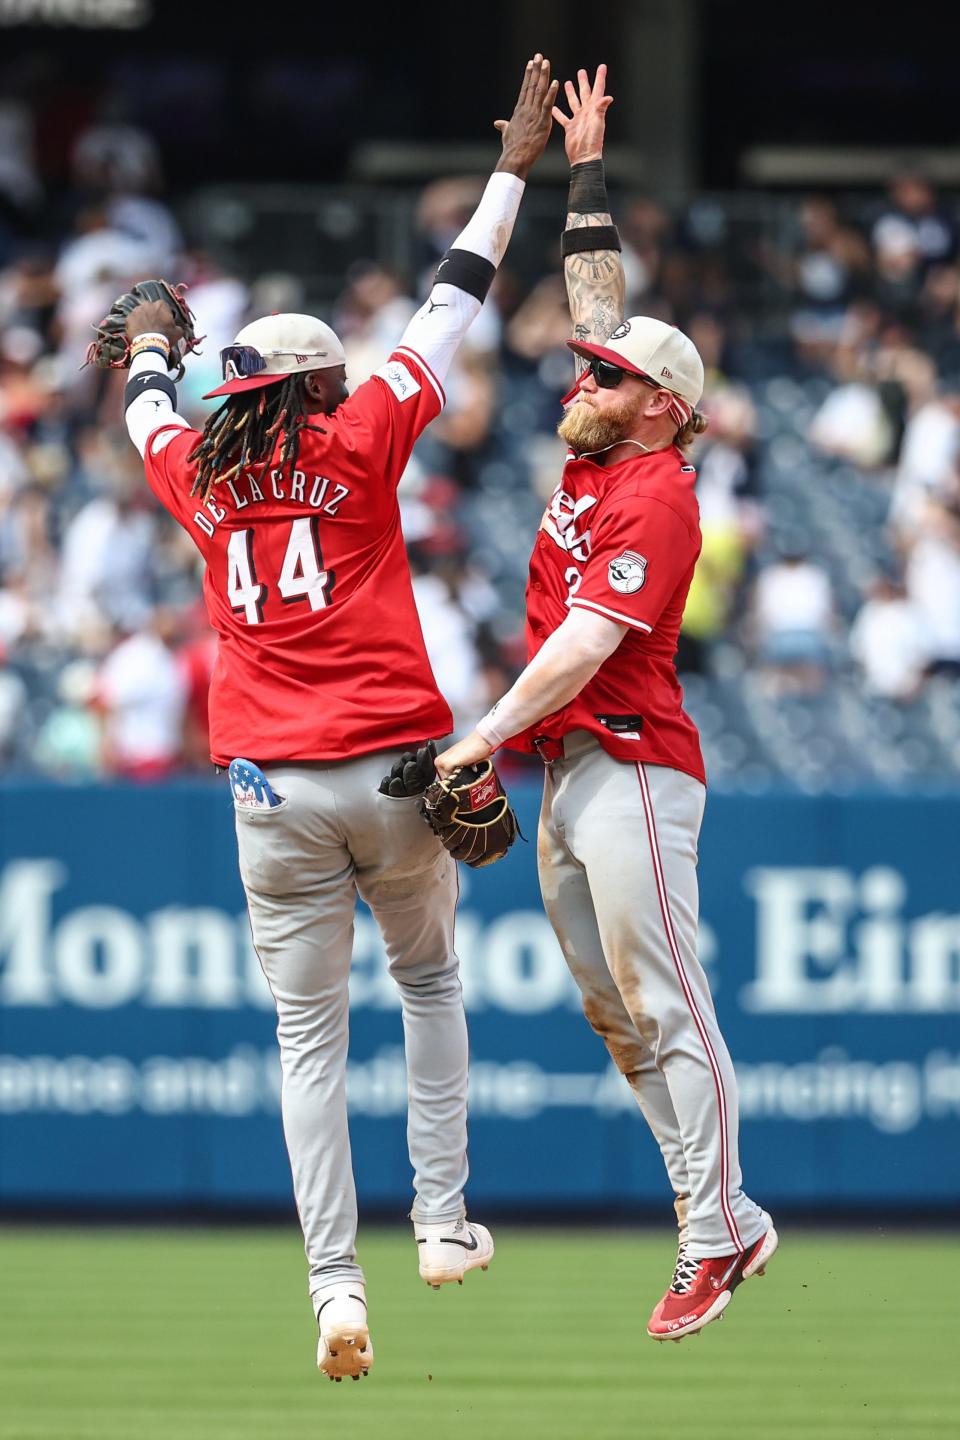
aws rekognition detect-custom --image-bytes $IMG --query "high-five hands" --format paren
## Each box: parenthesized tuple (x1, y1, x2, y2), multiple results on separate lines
(494, 54, 560, 181)
(551, 64, 614, 166)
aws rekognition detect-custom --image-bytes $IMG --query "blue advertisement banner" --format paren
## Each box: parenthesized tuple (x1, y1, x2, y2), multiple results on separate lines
(0, 780, 958, 1211)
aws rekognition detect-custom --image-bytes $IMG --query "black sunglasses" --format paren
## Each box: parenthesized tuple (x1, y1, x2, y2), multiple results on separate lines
(587, 355, 661, 391)
(220, 344, 267, 381)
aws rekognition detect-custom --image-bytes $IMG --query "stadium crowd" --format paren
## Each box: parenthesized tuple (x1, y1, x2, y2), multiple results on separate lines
(2, 101, 960, 787)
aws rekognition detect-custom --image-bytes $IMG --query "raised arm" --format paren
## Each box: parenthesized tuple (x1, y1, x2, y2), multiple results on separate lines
(552, 64, 625, 376)
(396, 54, 558, 386)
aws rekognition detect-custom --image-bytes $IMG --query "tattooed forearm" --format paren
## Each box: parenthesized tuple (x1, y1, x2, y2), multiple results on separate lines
(564, 211, 625, 376)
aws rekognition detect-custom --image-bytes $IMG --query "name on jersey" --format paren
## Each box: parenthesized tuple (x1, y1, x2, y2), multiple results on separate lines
(192, 469, 351, 537)
(542, 487, 598, 564)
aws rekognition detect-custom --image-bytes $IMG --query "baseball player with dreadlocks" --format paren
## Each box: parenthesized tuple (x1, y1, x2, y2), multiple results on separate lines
(435, 66, 778, 1343)
(112, 57, 559, 1380)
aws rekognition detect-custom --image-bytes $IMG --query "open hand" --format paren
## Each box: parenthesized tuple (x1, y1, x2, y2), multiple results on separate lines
(494, 54, 559, 181)
(552, 64, 613, 166)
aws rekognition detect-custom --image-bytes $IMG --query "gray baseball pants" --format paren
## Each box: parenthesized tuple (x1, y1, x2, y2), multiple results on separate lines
(537, 731, 765, 1257)
(234, 750, 468, 1301)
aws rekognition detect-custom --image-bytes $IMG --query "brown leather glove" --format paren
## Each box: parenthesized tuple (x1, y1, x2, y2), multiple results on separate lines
(84, 278, 200, 380)
(421, 757, 519, 868)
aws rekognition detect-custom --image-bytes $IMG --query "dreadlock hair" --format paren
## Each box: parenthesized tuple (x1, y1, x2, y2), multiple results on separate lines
(675, 408, 709, 451)
(188, 373, 327, 503)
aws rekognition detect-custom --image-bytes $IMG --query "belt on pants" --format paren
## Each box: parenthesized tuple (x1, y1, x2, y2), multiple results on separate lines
(532, 729, 601, 765)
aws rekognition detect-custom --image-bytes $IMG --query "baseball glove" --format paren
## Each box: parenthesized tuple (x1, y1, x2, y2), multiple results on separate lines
(421, 756, 519, 869)
(83, 279, 200, 380)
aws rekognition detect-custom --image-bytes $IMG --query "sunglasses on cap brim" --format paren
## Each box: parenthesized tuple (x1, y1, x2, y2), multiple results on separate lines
(219, 344, 342, 381)
(220, 344, 267, 381)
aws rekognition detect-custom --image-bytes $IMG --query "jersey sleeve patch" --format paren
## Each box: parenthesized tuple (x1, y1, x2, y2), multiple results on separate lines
(608, 551, 647, 594)
(149, 421, 191, 457)
(374, 359, 421, 403)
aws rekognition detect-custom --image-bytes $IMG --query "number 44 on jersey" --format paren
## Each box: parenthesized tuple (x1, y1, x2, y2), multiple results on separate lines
(226, 518, 334, 624)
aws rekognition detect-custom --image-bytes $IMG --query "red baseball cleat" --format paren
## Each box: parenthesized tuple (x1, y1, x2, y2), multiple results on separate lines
(647, 1215, 779, 1342)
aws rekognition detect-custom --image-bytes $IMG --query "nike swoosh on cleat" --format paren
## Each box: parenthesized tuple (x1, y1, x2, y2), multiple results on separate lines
(439, 1233, 479, 1251)
(710, 1257, 742, 1290)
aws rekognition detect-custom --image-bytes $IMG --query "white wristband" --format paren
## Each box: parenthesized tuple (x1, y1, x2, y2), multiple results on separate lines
(476, 711, 508, 750)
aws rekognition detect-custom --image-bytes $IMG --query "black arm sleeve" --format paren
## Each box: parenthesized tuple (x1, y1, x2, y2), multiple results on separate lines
(124, 370, 178, 412)
(433, 247, 496, 304)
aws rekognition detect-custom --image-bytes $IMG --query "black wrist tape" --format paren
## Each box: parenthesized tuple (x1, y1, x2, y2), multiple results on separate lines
(561, 224, 621, 257)
(124, 370, 178, 412)
(434, 247, 496, 304)
(567, 158, 609, 214)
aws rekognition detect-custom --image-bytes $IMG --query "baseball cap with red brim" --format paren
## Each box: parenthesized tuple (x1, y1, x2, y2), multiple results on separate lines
(566, 316, 704, 426)
(203, 312, 347, 399)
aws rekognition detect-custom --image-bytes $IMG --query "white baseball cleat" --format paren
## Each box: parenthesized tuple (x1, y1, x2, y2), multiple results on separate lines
(414, 1216, 495, 1289)
(314, 1282, 373, 1381)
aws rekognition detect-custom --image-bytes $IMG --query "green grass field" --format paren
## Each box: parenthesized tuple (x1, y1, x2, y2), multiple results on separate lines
(0, 1226, 956, 1440)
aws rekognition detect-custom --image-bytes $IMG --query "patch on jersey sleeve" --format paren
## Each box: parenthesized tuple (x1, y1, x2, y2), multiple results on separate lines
(608, 551, 647, 594)
(375, 359, 422, 403)
(149, 422, 190, 457)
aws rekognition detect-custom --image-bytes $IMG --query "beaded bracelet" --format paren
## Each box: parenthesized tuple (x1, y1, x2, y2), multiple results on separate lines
(130, 332, 171, 360)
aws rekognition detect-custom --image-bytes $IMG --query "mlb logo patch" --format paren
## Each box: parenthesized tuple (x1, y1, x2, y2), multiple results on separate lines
(608, 551, 647, 594)
(375, 360, 421, 403)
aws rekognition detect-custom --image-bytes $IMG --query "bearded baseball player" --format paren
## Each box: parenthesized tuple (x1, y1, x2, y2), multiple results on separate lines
(437, 66, 778, 1342)
(108, 57, 559, 1380)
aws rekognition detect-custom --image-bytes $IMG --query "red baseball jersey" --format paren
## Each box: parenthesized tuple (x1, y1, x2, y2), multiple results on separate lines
(142, 348, 453, 765)
(510, 445, 706, 784)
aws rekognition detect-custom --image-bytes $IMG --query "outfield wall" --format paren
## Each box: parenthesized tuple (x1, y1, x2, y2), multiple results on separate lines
(0, 780, 958, 1212)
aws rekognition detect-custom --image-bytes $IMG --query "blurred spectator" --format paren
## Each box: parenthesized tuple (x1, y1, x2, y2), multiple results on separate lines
(175, 604, 218, 771)
(619, 196, 671, 309)
(56, 432, 157, 639)
(916, 263, 960, 367)
(0, 484, 59, 613)
(505, 273, 570, 367)
(904, 494, 960, 678)
(889, 381, 960, 538)
(334, 261, 417, 382)
(750, 548, 836, 694)
(849, 575, 929, 701)
(873, 216, 923, 317)
(680, 387, 764, 672)
(428, 351, 496, 477)
(809, 336, 901, 469)
(32, 658, 102, 778)
(411, 550, 489, 737)
(95, 609, 187, 781)
(778, 197, 871, 353)
(873, 174, 958, 277)
(53, 207, 160, 375)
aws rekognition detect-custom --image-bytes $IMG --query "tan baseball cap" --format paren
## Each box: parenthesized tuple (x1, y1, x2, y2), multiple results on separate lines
(567, 316, 705, 411)
(204, 313, 347, 398)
